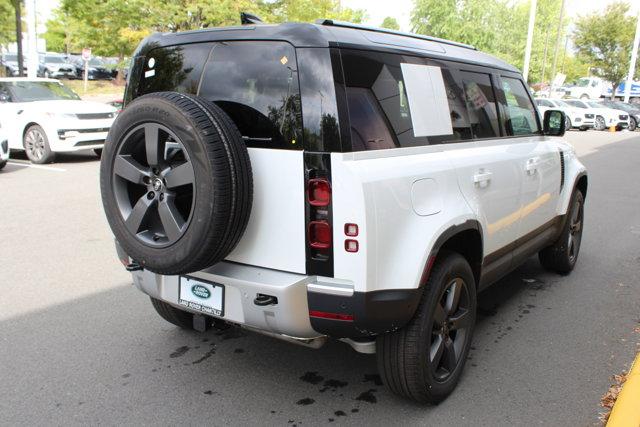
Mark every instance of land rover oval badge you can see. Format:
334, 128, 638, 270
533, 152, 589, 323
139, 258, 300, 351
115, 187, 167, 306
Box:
191, 285, 211, 299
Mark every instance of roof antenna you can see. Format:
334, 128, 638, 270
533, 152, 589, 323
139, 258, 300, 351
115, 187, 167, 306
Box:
240, 12, 263, 25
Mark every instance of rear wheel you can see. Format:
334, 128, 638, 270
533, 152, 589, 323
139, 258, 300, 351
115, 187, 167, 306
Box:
376, 251, 476, 404
150, 298, 194, 329
565, 116, 572, 130
0, 160, 6, 170
24, 124, 54, 164
539, 190, 584, 274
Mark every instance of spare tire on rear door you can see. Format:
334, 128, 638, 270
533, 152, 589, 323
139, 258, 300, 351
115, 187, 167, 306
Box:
100, 92, 253, 275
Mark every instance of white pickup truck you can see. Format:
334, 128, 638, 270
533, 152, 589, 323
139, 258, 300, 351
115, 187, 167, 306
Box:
567, 77, 640, 101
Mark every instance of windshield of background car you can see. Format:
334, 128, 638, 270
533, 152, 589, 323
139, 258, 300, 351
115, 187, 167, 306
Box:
575, 78, 590, 87
554, 100, 570, 108
3, 81, 81, 102
45, 56, 65, 64
4, 54, 18, 62
586, 102, 602, 108
566, 100, 587, 108
88, 59, 105, 67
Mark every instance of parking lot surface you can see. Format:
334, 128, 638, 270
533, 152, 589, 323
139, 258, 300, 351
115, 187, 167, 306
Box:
1, 131, 639, 425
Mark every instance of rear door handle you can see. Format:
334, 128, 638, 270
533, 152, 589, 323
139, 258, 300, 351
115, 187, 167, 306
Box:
473, 170, 492, 188
525, 157, 540, 175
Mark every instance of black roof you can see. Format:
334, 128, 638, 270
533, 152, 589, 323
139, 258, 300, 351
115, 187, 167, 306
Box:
134, 21, 520, 74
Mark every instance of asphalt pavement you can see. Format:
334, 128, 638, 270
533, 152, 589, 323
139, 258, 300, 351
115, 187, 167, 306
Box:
1, 131, 639, 426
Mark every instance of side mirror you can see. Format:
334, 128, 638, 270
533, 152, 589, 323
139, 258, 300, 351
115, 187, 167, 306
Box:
543, 110, 565, 136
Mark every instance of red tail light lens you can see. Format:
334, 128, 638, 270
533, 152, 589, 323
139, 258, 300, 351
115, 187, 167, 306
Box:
308, 178, 331, 207
344, 223, 359, 237
309, 310, 354, 321
309, 221, 331, 249
345, 239, 359, 252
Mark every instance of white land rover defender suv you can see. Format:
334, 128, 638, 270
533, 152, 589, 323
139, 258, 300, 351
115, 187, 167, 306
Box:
100, 19, 587, 404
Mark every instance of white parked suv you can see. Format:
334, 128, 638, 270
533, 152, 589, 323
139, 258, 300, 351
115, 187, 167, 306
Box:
100, 20, 587, 404
0, 78, 117, 163
535, 98, 594, 130
0, 124, 8, 170
565, 99, 630, 131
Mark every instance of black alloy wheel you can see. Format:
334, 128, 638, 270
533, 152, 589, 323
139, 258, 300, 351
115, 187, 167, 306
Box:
112, 122, 195, 248
429, 277, 473, 381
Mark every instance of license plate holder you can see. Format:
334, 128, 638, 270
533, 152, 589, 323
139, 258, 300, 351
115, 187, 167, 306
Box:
178, 276, 224, 317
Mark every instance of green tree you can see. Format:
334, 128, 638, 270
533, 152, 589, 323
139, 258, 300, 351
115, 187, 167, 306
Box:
0, 0, 15, 46
410, 0, 571, 84
380, 16, 399, 30
573, 1, 636, 98
261, 0, 366, 23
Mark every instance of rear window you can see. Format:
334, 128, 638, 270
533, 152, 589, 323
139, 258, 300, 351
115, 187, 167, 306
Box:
137, 41, 302, 150
198, 42, 302, 150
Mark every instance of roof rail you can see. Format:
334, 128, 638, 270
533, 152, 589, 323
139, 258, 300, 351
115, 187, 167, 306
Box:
315, 19, 476, 51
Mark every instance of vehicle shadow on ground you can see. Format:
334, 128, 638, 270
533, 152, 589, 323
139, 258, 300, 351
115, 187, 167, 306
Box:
1, 257, 555, 425
8, 149, 100, 164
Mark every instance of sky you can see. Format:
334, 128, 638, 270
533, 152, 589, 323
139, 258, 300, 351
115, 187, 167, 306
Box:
35, 0, 640, 33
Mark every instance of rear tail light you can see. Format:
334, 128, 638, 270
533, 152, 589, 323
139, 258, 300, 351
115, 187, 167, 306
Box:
309, 310, 354, 321
308, 178, 331, 206
345, 239, 359, 252
309, 221, 331, 249
344, 223, 358, 237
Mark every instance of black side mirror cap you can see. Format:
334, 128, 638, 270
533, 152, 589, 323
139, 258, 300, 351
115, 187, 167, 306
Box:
543, 109, 566, 137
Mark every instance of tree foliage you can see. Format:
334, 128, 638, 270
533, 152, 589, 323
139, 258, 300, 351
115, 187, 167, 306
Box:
380, 16, 400, 30
573, 1, 637, 93
410, 0, 581, 84
43, 0, 365, 60
0, 0, 15, 46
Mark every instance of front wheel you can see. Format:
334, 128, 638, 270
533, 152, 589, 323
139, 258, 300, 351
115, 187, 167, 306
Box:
629, 117, 637, 132
24, 125, 54, 164
539, 190, 584, 274
376, 251, 477, 404
594, 116, 606, 131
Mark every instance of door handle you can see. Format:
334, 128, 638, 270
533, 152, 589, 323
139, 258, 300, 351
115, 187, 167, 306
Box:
525, 157, 540, 175
473, 169, 492, 188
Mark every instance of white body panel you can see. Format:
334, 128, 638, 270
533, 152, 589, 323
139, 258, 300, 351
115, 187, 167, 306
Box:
225, 148, 307, 274
331, 146, 474, 293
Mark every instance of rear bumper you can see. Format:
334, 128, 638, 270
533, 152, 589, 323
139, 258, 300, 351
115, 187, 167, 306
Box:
122, 249, 421, 340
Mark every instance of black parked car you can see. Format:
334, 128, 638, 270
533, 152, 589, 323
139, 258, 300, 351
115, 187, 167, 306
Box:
70, 56, 114, 80
600, 100, 640, 131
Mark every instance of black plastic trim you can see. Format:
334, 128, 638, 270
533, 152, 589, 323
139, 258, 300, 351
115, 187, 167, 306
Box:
307, 288, 423, 338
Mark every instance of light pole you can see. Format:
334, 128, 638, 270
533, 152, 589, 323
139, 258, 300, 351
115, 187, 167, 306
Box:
624, 12, 640, 103
523, 0, 537, 83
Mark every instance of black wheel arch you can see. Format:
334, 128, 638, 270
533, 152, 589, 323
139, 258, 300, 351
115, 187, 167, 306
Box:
423, 220, 483, 288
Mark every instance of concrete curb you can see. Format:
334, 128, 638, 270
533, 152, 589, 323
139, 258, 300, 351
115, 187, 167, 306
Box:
607, 352, 640, 427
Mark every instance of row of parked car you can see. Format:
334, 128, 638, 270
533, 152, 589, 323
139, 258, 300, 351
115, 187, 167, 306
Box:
535, 97, 640, 132
1, 52, 123, 80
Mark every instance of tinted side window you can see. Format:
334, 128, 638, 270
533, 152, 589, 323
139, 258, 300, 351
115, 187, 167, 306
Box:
536, 99, 553, 107
500, 77, 540, 136
199, 41, 302, 150
340, 49, 472, 151
140, 43, 213, 96
459, 71, 500, 139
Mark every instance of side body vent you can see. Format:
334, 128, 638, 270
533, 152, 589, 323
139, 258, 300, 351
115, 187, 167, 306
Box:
559, 150, 565, 193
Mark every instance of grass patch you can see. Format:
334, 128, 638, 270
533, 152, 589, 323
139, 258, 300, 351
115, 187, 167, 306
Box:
63, 79, 125, 97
